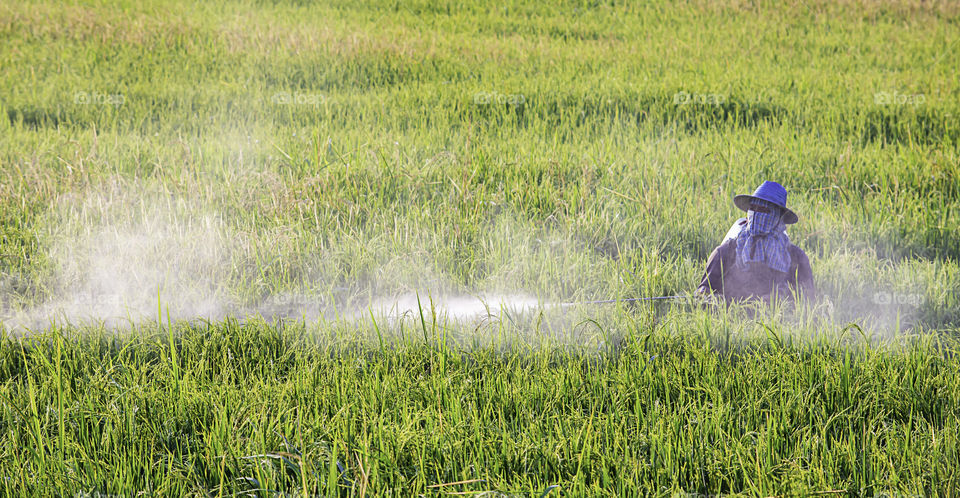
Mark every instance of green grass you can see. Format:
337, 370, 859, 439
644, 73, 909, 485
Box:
2, 316, 959, 495
1, 0, 959, 494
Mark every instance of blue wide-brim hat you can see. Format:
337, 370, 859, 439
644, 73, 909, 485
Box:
733, 181, 799, 224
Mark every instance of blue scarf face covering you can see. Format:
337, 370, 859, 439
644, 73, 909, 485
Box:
735, 198, 792, 273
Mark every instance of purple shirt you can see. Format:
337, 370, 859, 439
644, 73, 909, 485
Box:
696, 236, 815, 302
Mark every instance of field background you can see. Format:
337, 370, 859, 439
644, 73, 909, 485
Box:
1, 0, 960, 495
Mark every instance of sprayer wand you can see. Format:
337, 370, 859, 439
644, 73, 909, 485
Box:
555, 295, 689, 307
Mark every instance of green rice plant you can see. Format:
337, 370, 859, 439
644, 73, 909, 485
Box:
1, 0, 959, 494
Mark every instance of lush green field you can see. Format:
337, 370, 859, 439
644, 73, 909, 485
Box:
2, 0, 960, 495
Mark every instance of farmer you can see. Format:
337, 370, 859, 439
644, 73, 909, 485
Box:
696, 181, 815, 303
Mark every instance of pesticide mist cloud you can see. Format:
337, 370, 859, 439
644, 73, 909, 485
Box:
0, 179, 939, 339
0, 184, 551, 332
1, 189, 237, 329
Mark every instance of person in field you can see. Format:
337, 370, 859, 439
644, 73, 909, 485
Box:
696, 181, 815, 303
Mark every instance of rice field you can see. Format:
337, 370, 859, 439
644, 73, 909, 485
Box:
1, 0, 959, 495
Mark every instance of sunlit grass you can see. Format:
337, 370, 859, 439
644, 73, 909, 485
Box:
1, 0, 959, 494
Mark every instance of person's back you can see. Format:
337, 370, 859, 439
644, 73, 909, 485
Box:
696, 181, 815, 303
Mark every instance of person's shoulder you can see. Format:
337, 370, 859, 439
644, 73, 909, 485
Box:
788, 244, 811, 263
716, 236, 738, 255
722, 217, 748, 243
